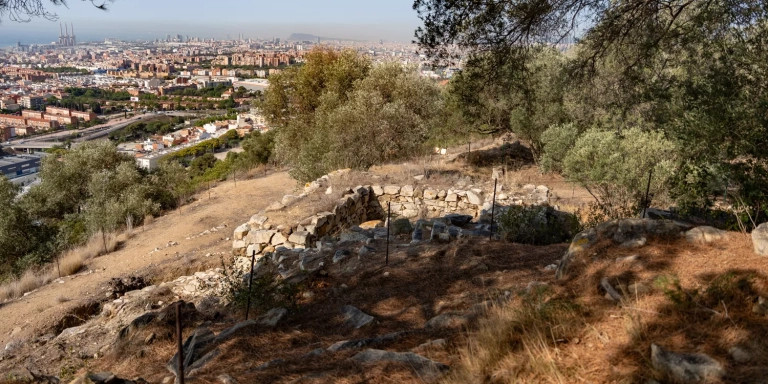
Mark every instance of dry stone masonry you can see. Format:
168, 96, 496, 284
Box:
232, 170, 554, 267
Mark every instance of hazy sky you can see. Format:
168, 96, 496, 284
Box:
1, 0, 423, 44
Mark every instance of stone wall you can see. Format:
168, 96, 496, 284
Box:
232, 171, 552, 264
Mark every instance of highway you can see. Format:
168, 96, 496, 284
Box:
6, 111, 201, 151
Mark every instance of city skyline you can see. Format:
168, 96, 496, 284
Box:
0, 0, 422, 46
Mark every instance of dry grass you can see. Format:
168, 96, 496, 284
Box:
444, 290, 586, 384
0, 231, 130, 303
0, 270, 50, 303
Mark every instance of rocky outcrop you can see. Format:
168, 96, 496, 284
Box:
651, 344, 724, 383
556, 219, 688, 279
752, 223, 768, 256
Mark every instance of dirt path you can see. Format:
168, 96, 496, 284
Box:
0, 171, 296, 349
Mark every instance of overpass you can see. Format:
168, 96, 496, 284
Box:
9, 141, 66, 153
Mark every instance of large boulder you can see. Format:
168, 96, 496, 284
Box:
685, 226, 727, 245
651, 344, 723, 383
752, 223, 768, 256
351, 349, 448, 381
557, 219, 685, 279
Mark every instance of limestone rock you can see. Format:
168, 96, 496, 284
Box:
752, 223, 768, 256
425, 312, 471, 329
333, 250, 350, 264
390, 218, 414, 235
341, 305, 374, 329
383, 185, 401, 195
686, 226, 727, 244
271, 232, 287, 246
466, 190, 482, 205
351, 349, 448, 380
423, 189, 438, 199
233, 224, 250, 240
265, 201, 285, 212
651, 343, 723, 383
288, 231, 312, 247
257, 307, 287, 327
340, 231, 370, 243
372, 185, 384, 196
248, 214, 268, 227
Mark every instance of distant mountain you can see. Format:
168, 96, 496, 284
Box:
287, 33, 359, 42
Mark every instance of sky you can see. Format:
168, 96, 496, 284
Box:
0, 0, 423, 46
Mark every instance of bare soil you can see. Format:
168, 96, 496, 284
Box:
0, 171, 296, 351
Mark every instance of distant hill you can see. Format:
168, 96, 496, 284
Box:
287, 33, 359, 42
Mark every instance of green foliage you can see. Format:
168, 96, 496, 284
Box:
561, 127, 677, 218
108, 116, 184, 143
539, 123, 579, 173
496, 205, 580, 245
164, 84, 231, 98
40, 67, 89, 74
219, 256, 300, 313
265, 49, 444, 182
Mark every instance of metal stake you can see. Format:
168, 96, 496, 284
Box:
176, 302, 185, 384
245, 250, 256, 320
642, 169, 653, 218
490, 178, 498, 241
386, 202, 391, 266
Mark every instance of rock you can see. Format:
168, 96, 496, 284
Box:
271, 232, 287, 246
372, 185, 384, 196
383, 185, 401, 195
358, 245, 374, 258
425, 312, 471, 329
401, 185, 415, 197
332, 250, 350, 264
351, 349, 448, 380
600, 278, 623, 302
423, 189, 438, 199
248, 214, 269, 227
327, 331, 407, 352
466, 190, 483, 205
288, 231, 312, 247
729, 346, 751, 363
621, 237, 647, 248
106, 276, 149, 299
233, 224, 250, 240
359, 220, 384, 229
544, 263, 558, 271
445, 193, 458, 202
265, 201, 286, 212
218, 374, 238, 384
413, 175, 425, 181
753, 296, 768, 315
430, 221, 448, 242
412, 339, 447, 353
686, 226, 727, 244
390, 218, 414, 235
340, 231, 370, 243
341, 305, 374, 329
250, 230, 276, 244
281, 195, 299, 206
752, 223, 768, 256
68, 372, 148, 384
651, 343, 723, 383
167, 327, 220, 379
257, 307, 288, 327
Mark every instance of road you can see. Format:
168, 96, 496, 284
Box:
6, 111, 202, 149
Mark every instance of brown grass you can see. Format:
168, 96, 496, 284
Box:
0, 231, 129, 303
